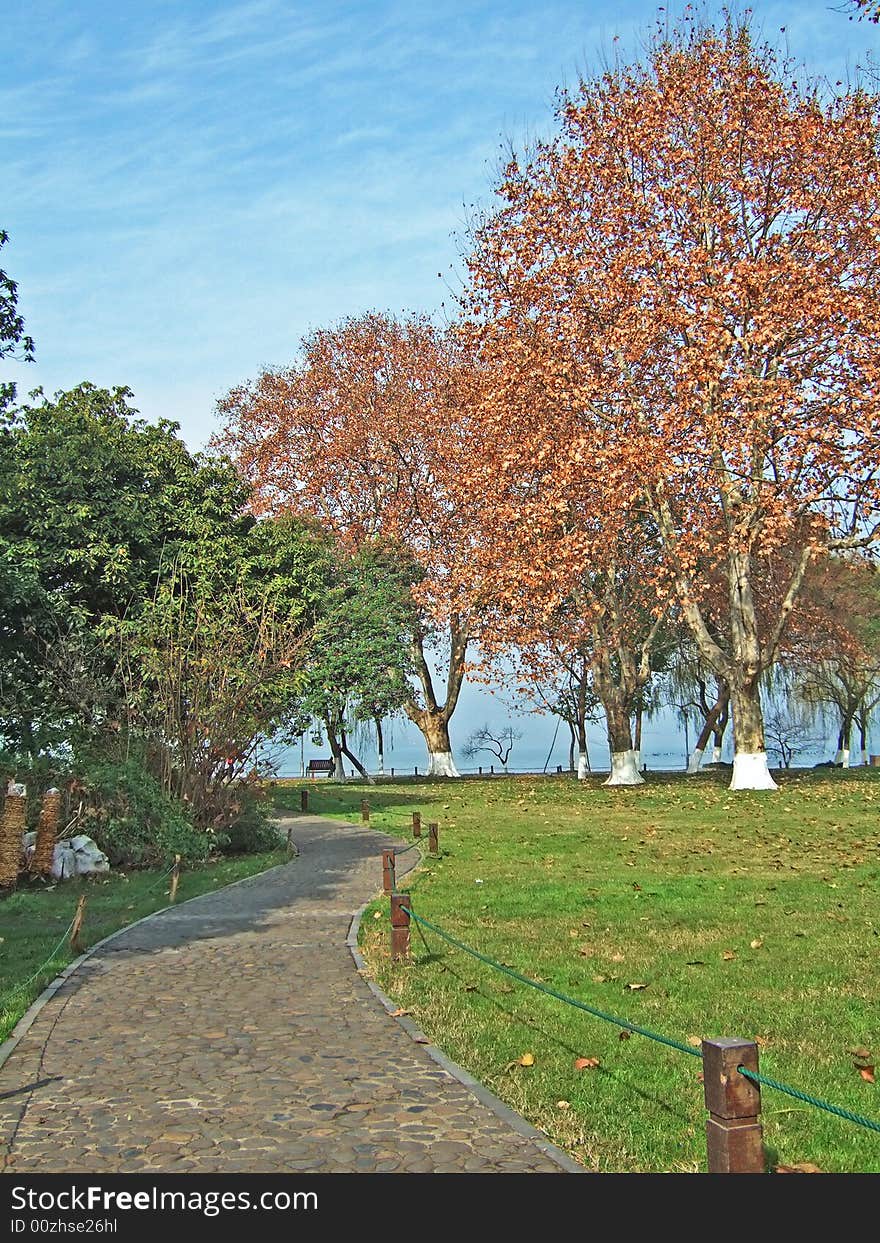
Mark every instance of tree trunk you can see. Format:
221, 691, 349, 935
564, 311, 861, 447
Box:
633, 707, 643, 771
374, 717, 384, 776
324, 716, 347, 781
728, 681, 778, 790
568, 724, 576, 773
603, 696, 644, 786
576, 720, 589, 780
405, 617, 467, 778
422, 714, 460, 778
341, 741, 375, 783
687, 683, 730, 774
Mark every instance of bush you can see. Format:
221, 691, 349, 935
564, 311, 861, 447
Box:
220, 796, 280, 854
76, 757, 213, 867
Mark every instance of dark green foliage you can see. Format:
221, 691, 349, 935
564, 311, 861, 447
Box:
75, 756, 212, 867
0, 230, 34, 410
220, 798, 280, 854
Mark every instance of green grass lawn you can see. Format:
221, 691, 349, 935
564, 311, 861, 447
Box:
275, 770, 880, 1172
0, 847, 289, 1044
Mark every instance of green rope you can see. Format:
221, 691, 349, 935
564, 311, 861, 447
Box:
738, 1067, 880, 1136
400, 906, 702, 1059
397, 904, 880, 1140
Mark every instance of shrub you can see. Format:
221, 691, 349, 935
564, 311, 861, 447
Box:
75, 757, 213, 867
220, 795, 280, 854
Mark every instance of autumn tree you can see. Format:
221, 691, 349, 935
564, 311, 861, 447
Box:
216, 312, 475, 777
463, 15, 880, 790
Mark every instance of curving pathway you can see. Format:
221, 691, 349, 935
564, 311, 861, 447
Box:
0, 817, 579, 1174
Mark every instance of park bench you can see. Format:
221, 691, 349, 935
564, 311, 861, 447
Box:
306, 758, 335, 777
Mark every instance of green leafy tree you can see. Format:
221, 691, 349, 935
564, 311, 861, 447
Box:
296, 543, 416, 780
0, 230, 34, 410
0, 383, 251, 755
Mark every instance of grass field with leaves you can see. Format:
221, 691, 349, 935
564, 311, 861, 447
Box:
275, 771, 880, 1172
0, 848, 288, 1044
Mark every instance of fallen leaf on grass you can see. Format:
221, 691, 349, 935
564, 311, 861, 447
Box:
574, 1056, 601, 1070
389, 1008, 411, 1018
373, 911, 382, 920
856, 1065, 875, 1084
611, 952, 625, 963
517, 1052, 535, 1067
722, 950, 736, 961
775, 1163, 822, 1174
619, 1030, 631, 1041
556, 1100, 571, 1110
850, 1047, 872, 1060
687, 1035, 702, 1048
626, 982, 649, 991
750, 939, 764, 949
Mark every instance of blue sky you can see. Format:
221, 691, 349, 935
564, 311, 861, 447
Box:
3, 1, 877, 769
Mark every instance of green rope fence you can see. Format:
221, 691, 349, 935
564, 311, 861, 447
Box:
400, 906, 701, 1059
400, 904, 880, 1139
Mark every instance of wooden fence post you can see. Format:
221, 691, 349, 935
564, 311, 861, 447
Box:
361, 798, 370, 824
428, 821, 439, 854
702, 1038, 765, 1173
300, 788, 309, 813
70, 894, 87, 954
169, 854, 181, 903
412, 811, 421, 838
382, 849, 396, 894
390, 891, 411, 960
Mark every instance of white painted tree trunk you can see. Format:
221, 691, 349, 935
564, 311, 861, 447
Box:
427, 750, 460, 778
687, 747, 704, 775
841, 748, 851, 768
729, 752, 778, 791
604, 750, 645, 786
577, 751, 589, 780
862, 749, 869, 766
711, 745, 722, 763
633, 749, 642, 771
834, 747, 844, 766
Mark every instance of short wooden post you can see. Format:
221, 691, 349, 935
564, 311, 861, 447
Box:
286, 825, 296, 855
702, 1038, 764, 1173
70, 894, 87, 954
169, 854, 181, 903
390, 891, 411, 960
478, 766, 482, 775
490, 764, 494, 775
382, 849, 396, 894
414, 766, 418, 776
300, 788, 309, 813
391, 767, 395, 777
361, 798, 370, 824
428, 821, 439, 854
412, 811, 421, 838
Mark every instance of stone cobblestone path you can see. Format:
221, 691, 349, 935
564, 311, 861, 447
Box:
0, 818, 576, 1174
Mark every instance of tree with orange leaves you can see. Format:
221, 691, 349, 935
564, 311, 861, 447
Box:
463, 14, 880, 790
215, 312, 474, 776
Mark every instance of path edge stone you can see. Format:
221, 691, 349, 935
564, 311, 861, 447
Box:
0, 857, 294, 1074
346, 900, 588, 1175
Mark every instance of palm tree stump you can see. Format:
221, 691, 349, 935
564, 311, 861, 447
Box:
0, 786, 27, 892
30, 788, 61, 878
